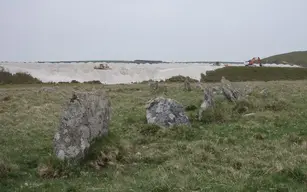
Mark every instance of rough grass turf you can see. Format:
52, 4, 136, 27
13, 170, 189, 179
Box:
1, 80, 307, 191
201, 66, 307, 82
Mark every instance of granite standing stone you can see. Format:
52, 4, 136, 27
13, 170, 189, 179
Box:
53, 90, 111, 161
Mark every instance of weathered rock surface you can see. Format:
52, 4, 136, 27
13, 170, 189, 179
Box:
53, 90, 111, 161
221, 76, 243, 102
199, 87, 215, 120
149, 81, 168, 94
149, 81, 159, 91
39, 86, 58, 93
195, 82, 203, 90
146, 97, 190, 128
260, 88, 269, 97
183, 78, 191, 91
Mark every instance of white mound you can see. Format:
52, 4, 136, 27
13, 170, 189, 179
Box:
0, 62, 301, 84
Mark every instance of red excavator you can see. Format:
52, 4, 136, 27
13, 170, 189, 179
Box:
245, 57, 262, 67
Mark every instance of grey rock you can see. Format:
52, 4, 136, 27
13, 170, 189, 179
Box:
198, 87, 215, 120
53, 90, 111, 161
260, 88, 269, 97
212, 86, 223, 95
39, 86, 58, 93
243, 84, 253, 96
149, 81, 167, 95
149, 81, 159, 91
243, 113, 256, 117
221, 77, 243, 102
183, 78, 191, 91
203, 87, 215, 108
195, 82, 203, 90
145, 97, 190, 128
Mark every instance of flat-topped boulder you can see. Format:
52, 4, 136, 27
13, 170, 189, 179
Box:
145, 97, 190, 128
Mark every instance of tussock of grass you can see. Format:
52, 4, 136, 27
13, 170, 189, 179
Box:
138, 124, 161, 136
1, 80, 307, 191
0, 159, 12, 178
185, 104, 198, 111
37, 157, 79, 179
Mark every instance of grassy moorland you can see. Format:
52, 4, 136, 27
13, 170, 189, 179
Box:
262, 51, 307, 67
201, 66, 307, 82
1, 69, 307, 191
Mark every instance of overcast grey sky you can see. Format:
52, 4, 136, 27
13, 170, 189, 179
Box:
0, 0, 306, 61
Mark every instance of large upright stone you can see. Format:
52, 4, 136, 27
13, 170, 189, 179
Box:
198, 87, 215, 120
221, 76, 243, 102
53, 90, 111, 161
183, 78, 192, 91
145, 97, 190, 128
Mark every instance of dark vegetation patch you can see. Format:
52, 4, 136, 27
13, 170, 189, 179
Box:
185, 104, 198, 111
70, 80, 80, 84
59, 80, 102, 84
0, 160, 12, 179
84, 80, 102, 84
164, 75, 198, 83
200, 66, 307, 82
0, 69, 42, 84
138, 75, 199, 84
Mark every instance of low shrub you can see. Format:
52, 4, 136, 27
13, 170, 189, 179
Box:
70, 80, 80, 84
165, 75, 198, 83
84, 80, 102, 84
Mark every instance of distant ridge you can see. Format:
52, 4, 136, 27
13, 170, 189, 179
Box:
262, 51, 307, 67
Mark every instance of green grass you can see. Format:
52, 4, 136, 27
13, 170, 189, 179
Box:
201, 66, 307, 82
1, 79, 307, 191
262, 51, 307, 67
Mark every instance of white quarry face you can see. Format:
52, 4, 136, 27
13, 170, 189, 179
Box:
1, 62, 300, 85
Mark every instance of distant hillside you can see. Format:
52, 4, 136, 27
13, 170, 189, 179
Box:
262, 51, 307, 67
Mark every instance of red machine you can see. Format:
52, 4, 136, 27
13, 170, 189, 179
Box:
246, 57, 262, 67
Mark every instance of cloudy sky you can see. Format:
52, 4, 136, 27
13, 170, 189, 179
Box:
0, 0, 306, 61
